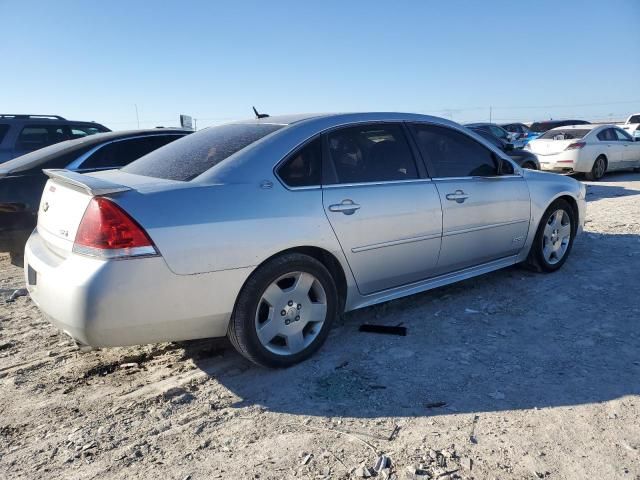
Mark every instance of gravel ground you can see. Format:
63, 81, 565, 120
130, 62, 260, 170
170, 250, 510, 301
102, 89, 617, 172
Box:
1, 173, 639, 480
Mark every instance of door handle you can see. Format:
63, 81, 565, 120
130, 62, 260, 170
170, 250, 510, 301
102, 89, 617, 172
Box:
329, 199, 361, 215
445, 190, 469, 203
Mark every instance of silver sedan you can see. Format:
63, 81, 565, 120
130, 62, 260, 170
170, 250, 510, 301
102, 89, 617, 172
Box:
24, 113, 586, 367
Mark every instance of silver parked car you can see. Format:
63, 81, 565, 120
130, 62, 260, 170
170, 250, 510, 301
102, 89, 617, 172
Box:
24, 113, 586, 367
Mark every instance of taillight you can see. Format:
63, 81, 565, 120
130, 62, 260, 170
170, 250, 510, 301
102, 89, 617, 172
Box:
73, 197, 158, 259
565, 142, 586, 150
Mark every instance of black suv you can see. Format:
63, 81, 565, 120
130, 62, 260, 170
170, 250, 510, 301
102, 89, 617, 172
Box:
0, 114, 110, 163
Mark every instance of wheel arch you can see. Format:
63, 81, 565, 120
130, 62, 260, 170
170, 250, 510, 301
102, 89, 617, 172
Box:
244, 246, 349, 313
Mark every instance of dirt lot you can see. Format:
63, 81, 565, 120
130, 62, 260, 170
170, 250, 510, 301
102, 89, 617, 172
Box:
1, 173, 639, 480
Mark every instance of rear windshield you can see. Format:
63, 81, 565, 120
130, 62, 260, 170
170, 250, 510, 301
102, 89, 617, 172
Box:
628, 115, 640, 124
539, 129, 590, 140
122, 123, 284, 181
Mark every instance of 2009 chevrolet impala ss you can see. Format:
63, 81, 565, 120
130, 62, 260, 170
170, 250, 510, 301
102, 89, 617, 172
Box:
24, 113, 586, 367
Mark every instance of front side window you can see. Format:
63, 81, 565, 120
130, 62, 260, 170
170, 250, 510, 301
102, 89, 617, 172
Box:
326, 124, 418, 184
614, 129, 632, 141
412, 124, 498, 178
16, 125, 67, 151
123, 123, 283, 181
277, 137, 322, 187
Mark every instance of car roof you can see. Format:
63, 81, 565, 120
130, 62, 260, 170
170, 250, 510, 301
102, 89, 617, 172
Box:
547, 124, 599, 130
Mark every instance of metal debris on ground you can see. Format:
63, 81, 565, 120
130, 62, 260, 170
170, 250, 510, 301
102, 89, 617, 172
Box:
358, 324, 407, 336
5, 288, 28, 303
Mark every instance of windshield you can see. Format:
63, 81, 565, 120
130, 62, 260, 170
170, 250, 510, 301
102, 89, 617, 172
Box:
539, 129, 590, 140
122, 123, 284, 181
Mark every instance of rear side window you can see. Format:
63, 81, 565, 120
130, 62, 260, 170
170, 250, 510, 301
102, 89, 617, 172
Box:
16, 125, 68, 152
0, 124, 9, 143
78, 135, 184, 170
596, 129, 617, 141
412, 124, 497, 178
629, 115, 640, 123
325, 123, 418, 184
539, 129, 590, 140
489, 125, 508, 140
277, 137, 322, 187
123, 123, 283, 181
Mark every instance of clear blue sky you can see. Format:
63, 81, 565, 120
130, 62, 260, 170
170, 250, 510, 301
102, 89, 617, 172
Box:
1, 0, 639, 130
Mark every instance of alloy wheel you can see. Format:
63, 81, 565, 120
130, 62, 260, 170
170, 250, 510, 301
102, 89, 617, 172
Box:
254, 271, 328, 355
542, 209, 571, 264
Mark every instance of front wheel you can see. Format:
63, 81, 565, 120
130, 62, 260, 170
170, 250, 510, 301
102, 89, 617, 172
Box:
585, 155, 607, 181
227, 253, 338, 368
526, 199, 575, 273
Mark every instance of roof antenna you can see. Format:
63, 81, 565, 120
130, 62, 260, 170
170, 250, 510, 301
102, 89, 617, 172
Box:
252, 106, 269, 119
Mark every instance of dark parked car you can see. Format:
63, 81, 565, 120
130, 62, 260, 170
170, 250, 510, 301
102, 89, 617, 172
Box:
0, 129, 191, 265
501, 122, 531, 142
467, 125, 540, 170
465, 122, 512, 143
0, 114, 111, 163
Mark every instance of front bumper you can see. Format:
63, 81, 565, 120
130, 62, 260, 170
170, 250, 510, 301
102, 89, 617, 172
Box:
24, 230, 253, 347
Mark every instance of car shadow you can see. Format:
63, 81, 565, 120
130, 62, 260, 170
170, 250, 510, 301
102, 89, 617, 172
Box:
582, 171, 640, 201
184, 230, 640, 419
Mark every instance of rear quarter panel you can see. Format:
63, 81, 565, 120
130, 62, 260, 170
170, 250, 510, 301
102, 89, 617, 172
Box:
111, 183, 346, 276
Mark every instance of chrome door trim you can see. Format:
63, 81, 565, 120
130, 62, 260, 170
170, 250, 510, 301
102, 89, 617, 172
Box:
443, 219, 530, 238
432, 174, 522, 181
351, 233, 441, 253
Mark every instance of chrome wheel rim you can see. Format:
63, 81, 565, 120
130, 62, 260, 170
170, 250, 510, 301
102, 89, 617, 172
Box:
254, 271, 327, 355
594, 158, 605, 178
542, 209, 571, 264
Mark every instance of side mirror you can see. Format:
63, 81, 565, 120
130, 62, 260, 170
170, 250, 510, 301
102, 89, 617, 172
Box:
503, 142, 514, 152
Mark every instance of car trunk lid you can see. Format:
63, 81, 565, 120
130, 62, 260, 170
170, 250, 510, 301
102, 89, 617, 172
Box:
527, 139, 577, 156
37, 170, 132, 256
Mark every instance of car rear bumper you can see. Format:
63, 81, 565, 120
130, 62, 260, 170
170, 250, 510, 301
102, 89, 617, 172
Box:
24, 229, 253, 347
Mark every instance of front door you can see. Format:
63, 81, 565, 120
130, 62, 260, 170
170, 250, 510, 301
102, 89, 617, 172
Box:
410, 123, 531, 274
322, 123, 442, 295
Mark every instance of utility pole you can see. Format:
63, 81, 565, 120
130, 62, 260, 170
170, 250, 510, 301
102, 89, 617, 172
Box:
134, 104, 140, 128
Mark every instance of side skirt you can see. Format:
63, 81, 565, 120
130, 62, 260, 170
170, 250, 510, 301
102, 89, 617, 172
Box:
346, 255, 520, 311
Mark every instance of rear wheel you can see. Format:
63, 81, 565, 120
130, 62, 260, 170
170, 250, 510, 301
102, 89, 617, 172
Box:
227, 253, 338, 368
585, 155, 607, 181
526, 199, 575, 273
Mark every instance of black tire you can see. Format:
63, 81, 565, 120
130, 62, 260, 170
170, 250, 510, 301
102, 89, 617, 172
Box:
227, 253, 338, 368
525, 199, 576, 273
585, 155, 607, 181
9, 252, 24, 268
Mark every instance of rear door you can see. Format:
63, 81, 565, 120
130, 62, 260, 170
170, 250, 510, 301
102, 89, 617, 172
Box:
613, 128, 640, 168
321, 123, 442, 295
410, 123, 530, 274
596, 128, 624, 169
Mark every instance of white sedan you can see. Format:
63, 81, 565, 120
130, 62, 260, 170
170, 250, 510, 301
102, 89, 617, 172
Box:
526, 124, 640, 180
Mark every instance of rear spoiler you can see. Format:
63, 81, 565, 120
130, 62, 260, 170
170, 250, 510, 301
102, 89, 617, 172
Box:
43, 169, 131, 196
